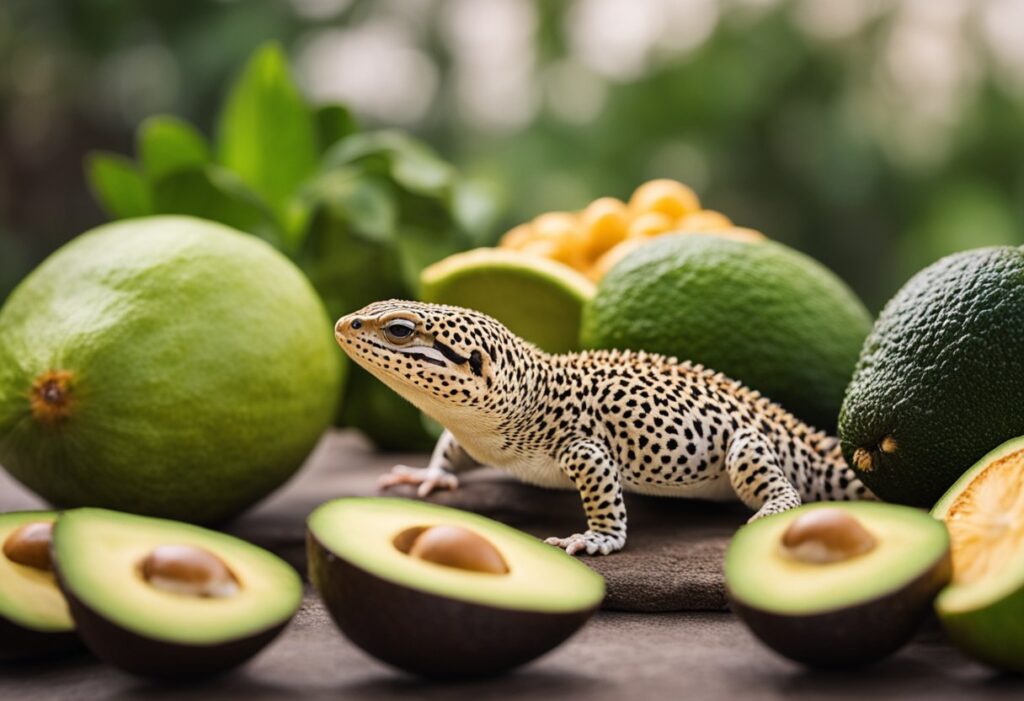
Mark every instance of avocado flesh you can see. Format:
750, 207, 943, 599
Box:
932, 438, 1024, 671
308, 497, 604, 612
726, 502, 951, 667
308, 498, 604, 678
0, 512, 71, 633
0, 511, 79, 660
53, 508, 301, 678
728, 502, 948, 615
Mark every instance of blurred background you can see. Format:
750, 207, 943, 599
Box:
2, 0, 1024, 311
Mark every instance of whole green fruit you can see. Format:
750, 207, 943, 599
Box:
0, 216, 342, 523
840, 246, 1024, 507
581, 234, 872, 431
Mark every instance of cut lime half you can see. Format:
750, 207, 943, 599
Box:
420, 248, 595, 354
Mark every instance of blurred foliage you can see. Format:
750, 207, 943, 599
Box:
2, 0, 1024, 312
84, 42, 494, 450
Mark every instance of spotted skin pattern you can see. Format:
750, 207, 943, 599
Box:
336, 300, 875, 556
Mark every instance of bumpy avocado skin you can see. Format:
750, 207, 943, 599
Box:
0, 615, 79, 662
729, 552, 951, 667
839, 246, 1024, 506
307, 531, 598, 679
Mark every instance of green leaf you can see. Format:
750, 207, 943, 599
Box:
302, 170, 397, 243
394, 224, 464, 296
390, 144, 454, 196
315, 104, 359, 154
138, 115, 209, 181
85, 152, 153, 219
452, 177, 502, 245
298, 207, 408, 320
323, 131, 455, 197
216, 42, 318, 215
281, 198, 314, 253
152, 165, 284, 247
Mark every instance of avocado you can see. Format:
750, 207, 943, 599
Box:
52, 508, 302, 679
932, 436, 1024, 672
726, 502, 950, 667
0, 511, 78, 660
307, 497, 604, 678
839, 246, 1024, 506
582, 234, 872, 432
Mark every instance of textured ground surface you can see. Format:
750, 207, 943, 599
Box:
1, 430, 1021, 699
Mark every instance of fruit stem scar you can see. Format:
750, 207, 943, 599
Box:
852, 447, 875, 472
880, 435, 898, 454
29, 370, 75, 426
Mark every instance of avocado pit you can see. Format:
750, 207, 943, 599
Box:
781, 508, 876, 564
139, 545, 240, 598
3, 522, 55, 571
394, 524, 509, 575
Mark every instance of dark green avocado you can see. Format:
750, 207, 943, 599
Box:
839, 246, 1024, 506
726, 502, 950, 667
308, 497, 604, 679
52, 508, 302, 679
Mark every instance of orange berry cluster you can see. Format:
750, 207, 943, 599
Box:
499, 179, 764, 280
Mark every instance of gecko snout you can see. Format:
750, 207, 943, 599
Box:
335, 315, 363, 340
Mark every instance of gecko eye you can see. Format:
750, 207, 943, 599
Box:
383, 319, 416, 344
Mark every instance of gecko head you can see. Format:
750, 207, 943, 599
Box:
335, 300, 524, 417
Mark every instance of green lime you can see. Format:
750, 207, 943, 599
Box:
581, 234, 871, 431
420, 248, 595, 354
0, 216, 342, 523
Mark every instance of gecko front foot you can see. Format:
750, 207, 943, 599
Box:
378, 465, 459, 498
544, 531, 625, 556
747, 496, 802, 523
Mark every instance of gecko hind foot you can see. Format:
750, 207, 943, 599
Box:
378, 465, 459, 498
544, 531, 625, 556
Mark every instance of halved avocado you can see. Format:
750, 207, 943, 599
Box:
726, 502, 950, 667
933, 436, 1024, 672
307, 497, 605, 678
53, 508, 302, 679
0, 511, 78, 660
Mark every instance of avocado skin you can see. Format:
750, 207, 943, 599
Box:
0, 615, 79, 662
307, 531, 598, 679
56, 578, 291, 679
840, 246, 1024, 506
728, 550, 951, 667
939, 584, 1024, 673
